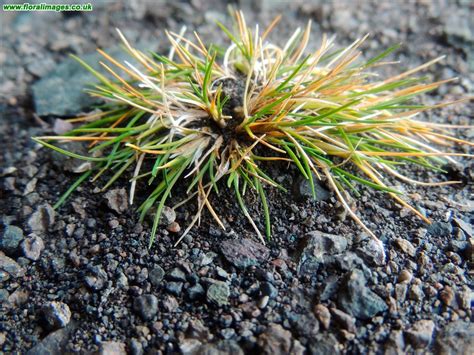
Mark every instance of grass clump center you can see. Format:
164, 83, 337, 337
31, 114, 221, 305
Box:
34, 11, 472, 247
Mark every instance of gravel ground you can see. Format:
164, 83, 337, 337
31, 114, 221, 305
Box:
1, 0, 473, 354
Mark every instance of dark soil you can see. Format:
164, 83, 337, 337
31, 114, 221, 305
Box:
1, 1, 473, 354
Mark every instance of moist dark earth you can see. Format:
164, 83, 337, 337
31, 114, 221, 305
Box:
1, 0, 473, 354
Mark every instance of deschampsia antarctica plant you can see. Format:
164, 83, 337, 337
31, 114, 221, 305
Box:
34, 11, 472, 248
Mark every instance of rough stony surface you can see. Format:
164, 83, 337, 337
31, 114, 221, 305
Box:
0, 0, 473, 353
337, 269, 388, 320
21, 235, 45, 261
0, 225, 24, 255
220, 238, 270, 269
42, 301, 72, 330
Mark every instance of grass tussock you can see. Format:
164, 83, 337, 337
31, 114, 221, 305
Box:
34, 11, 473, 247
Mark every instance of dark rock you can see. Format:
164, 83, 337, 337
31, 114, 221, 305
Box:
434, 321, 474, 355
52, 118, 73, 135
330, 308, 356, 333
260, 282, 278, 299
26, 323, 74, 355
453, 218, 473, 238
199, 340, 244, 355
186, 319, 211, 340
116, 272, 128, 288
290, 313, 320, 338
187, 283, 205, 301
220, 238, 270, 269
32, 45, 153, 117
408, 284, 425, 302
447, 240, 469, 254
167, 267, 186, 282
308, 333, 341, 355
206, 281, 230, 306
159, 206, 176, 226
129, 339, 143, 355
297, 231, 348, 275
162, 295, 179, 312
0, 289, 9, 303
133, 294, 158, 321
7, 288, 29, 308
395, 238, 416, 257
21, 235, 44, 261
196, 251, 216, 266
428, 222, 453, 237
0, 253, 25, 281
355, 238, 386, 266
258, 323, 302, 355
42, 301, 72, 329
337, 270, 388, 320
104, 188, 128, 214
27, 204, 55, 233
165, 282, 183, 296
149, 266, 165, 287
179, 338, 202, 355
84, 266, 108, 291
293, 174, 331, 201
0, 225, 24, 254
313, 304, 331, 330
405, 319, 435, 349
384, 330, 405, 354
333, 252, 367, 272
99, 341, 127, 355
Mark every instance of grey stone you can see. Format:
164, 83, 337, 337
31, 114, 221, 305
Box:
199, 340, 244, 355
330, 308, 356, 333
294, 174, 331, 201
165, 282, 183, 296
206, 281, 230, 306
187, 283, 205, 301
337, 270, 388, 320
167, 267, 186, 282
21, 235, 44, 261
129, 339, 143, 355
220, 238, 270, 269
149, 266, 165, 287
7, 288, 29, 308
297, 231, 348, 275
260, 282, 278, 299
356, 238, 386, 266
308, 333, 341, 355
197, 251, 217, 266
133, 294, 158, 321
0, 225, 24, 254
42, 301, 71, 329
104, 188, 128, 214
159, 206, 176, 226
162, 295, 179, 312
179, 338, 202, 355
434, 321, 474, 355
0, 253, 25, 280
99, 341, 127, 355
313, 304, 331, 330
453, 218, 473, 238
32, 44, 154, 117
405, 319, 435, 349
395, 238, 416, 257
27, 204, 55, 233
427, 222, 453, 237
84, 266, 108, 291
258, 323, 305, 355
116, 272, 128, 288
257, 324, 293, 355
26, 323, 74, 355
